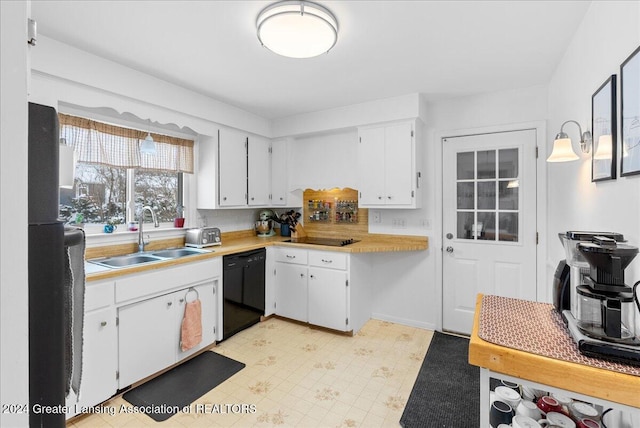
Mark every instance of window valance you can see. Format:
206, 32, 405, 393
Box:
58, 113, 194, 173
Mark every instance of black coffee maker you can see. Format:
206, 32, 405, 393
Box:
562, 236, 640, 365
575, 236, 638, 343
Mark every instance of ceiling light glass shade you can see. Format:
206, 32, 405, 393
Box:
593, 135, 613, 160
547, 137, 579, 162
257, 1, 338, 59
140, 133, 157, 155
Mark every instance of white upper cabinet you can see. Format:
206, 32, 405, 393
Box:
357, 120, 421, 208
218, 128, 248, 207
248, 135, 271, 206
197, 130, 287, 209
270, 139, 288, 206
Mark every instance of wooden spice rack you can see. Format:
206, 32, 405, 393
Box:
302, 188, 369, 239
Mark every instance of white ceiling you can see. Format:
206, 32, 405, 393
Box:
31, 1, 590, 120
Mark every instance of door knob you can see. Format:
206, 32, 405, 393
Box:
446, 233, 453, 240
446, 246, 454, 253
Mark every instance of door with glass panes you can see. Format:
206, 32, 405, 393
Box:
442, 130, 537, 334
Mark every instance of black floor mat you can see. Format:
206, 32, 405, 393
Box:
400, 332, 479, 427
123, 351, 245, 422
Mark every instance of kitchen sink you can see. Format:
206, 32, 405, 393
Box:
90, 254, 166, 268
88, 247, 211, 269
150, 248, 210, 258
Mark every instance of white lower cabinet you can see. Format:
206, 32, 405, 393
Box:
118, 280, 217, 389
273, 247, 354, 332
274, 263, 308, 322
118, 291, 177, 388
65, 280, 117, 419
67, 258, 221, 419
308, 267, 348, 331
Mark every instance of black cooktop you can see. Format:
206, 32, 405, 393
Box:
286, 237, 359, 247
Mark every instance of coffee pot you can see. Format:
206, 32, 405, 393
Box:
575, 236, 640, 344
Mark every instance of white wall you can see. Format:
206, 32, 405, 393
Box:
546, 1, 640, 285
31, 36, 271, 138
270, 85, 548, 330
1, 1, 29, 426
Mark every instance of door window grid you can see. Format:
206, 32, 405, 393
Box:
456, 149, 519, 242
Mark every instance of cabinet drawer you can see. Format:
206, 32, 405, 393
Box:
274, 247, 308, 265
308, 251, 348, 270
85, 281, 115, 311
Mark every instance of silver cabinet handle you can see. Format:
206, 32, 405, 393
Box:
321, 259, 333, 264
286, 255, 296, 259
446, 246, 454, 253
100, 321, 107, 327
223, 197, 227, 201
300, 273, 304, 278
310, 274, 315, 279
179, 298, 184, 303
279, 197, 284, 200
388, 196, 392, 199
251, 197, 254, 200
378, 196, 382, 200
167, 301, 173, 307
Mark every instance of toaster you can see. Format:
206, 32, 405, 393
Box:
185, 227, 221, 248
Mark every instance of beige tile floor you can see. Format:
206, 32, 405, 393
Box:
68, 318, 434, 428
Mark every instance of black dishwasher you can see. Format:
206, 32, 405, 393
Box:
222, 248, 266, 340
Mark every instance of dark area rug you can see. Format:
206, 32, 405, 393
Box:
400, 331, 479, 427
123, 351, 245, 422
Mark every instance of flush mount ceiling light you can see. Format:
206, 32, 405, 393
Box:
256, 0, 338, 59
546, 120, 592, 162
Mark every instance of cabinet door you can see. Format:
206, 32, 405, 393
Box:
274, 263, 308, 322
118, 293, 177, 388
218, 128, 248, 207
176, 282, 216, 361
248, 136, 271, 206
384, 122, 414, 205
357, 127, 386, 205
271, 139, 288, 206
78, 307, 117, 409
308, 267, 349, 331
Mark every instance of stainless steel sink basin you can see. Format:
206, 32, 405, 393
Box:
88, 247, 211, 269
150, 248, 209, 258
90, 253, 166, 268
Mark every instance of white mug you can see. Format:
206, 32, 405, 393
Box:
495, 385, 521, 409
517, 400, 542, 420
513, 415, 543, 428
538, 411, 576, 428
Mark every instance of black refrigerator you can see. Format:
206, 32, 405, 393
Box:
28, 102, 66, 427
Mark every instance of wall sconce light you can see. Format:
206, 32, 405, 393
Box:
546, 120, 592, 162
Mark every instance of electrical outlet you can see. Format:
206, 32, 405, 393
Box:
392, 218, 406, 228
372, 211, 381, 223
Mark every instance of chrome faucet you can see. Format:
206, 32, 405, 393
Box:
138, 206, 159, 252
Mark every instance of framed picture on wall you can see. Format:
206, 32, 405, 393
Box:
620, 45, 640, 176
591, 75, 617, 182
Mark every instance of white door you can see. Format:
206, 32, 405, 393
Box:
118, 292, 176, 388
248, 136, 271, 206
271, 140, 288, 206
308, 267, 348, 331
274, 263, 308, 322
442, 130, 537, 334
384, 122, 414, 205
175, 282, 216, 361
218, 128, 247, 207
357, 127, 386, 205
